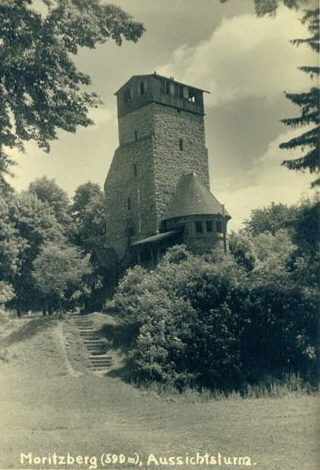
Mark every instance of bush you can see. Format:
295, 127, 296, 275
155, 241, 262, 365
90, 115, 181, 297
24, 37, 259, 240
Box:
242, 283, 319, 385
110, 243, 318, 392
112, 246, 249, 391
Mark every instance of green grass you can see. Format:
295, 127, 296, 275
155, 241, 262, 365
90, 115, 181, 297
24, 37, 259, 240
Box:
0, 315, 318, 470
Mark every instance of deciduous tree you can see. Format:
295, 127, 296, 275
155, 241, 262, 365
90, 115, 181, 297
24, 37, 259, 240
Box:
32, 242, 92, 313
28, 176, 72, 225
0, 0, 144, 177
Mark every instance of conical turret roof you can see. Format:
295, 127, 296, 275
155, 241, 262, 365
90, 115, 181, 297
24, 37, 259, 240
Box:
163, 173, 230, 221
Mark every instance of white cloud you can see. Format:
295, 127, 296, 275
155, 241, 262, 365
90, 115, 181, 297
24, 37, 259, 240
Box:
158, 7, 317, 106
6, 104, 118, 194
215, 129, 315, 231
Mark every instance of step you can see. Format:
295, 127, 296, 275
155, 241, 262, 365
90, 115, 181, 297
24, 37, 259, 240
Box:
91, 361, 112, 369
73, 319, 92, 323
81, 337, 101, 342
86, 348, 107, 353
79, 332, 100, 338
84, 341, 105, 345
85, 340, 105, 344
91, 361, 112, 366
90, 354, 112, 360
84, 340, 106, 345
91, 364, 112, 368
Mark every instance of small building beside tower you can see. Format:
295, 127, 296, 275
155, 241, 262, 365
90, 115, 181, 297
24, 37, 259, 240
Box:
104, 73, 230, 276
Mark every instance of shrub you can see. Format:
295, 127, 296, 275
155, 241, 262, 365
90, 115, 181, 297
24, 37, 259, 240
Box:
111, 242, 318, 392
112, 246, 249, 391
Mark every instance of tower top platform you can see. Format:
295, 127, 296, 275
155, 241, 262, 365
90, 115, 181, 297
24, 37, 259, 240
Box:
115, 73, 209, 118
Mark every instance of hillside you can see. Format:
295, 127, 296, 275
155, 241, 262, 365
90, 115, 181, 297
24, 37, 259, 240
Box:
0, 314, 318, 470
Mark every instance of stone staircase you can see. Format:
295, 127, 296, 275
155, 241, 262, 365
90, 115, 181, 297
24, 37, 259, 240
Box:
68, 312, 113, 373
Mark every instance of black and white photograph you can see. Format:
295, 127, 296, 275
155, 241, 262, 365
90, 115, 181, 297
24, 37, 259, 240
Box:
0, 1, 319, 469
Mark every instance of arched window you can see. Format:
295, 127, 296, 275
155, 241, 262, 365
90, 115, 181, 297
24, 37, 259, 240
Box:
179, 139, 183, 151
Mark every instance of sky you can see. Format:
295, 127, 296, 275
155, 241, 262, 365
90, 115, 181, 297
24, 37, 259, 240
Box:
7, 0, 318, 230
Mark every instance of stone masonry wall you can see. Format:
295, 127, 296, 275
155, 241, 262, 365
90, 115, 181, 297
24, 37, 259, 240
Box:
104, 137, 158, 259
104, 101, 210, 261
118, 105, 156, 146
153, 105, 209, 223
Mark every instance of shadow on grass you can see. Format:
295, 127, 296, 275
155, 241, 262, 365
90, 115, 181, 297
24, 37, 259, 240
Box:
0, 317, 60, 348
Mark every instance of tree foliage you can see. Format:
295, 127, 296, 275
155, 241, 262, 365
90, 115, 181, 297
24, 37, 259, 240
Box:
70, 182, 108, 310
243, 202, 298, 236
0, 195, 27, 282
28, 176, 72, 225
32, 242, 92, 312
279, 8, 319, 184
71, 182, 107, 256
0, 177, 111, 314
220, 0, 306, 16
111, 248, 247, 390
5, 191, 67, 313
0, 0, 144, 177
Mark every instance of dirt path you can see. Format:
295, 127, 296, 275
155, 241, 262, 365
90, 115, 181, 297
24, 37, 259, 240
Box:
0, 316, 318, 470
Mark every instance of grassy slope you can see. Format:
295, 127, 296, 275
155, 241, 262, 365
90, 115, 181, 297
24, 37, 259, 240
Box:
0, 315, 318, 470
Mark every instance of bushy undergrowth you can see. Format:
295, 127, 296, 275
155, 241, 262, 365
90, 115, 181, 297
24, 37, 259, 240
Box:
108, 246, 317, 393
109, 245, 318, 393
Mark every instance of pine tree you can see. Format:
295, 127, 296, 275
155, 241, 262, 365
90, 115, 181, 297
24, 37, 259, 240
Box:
279, 8, 319, 186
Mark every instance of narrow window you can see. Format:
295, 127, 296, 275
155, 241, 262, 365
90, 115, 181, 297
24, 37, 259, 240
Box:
140, 82, 145, 95
127, 197, 131, 210
133, 163, 138, 177
206, 221, 213, 232
125, 88, 131, 102
180, 86, 188, 99
188, 89, 196, 103
216, 221, 223, 233
195, 221, 203, 233
179, 139, 183, 151
134, 130, 138, 141
165, 81, 174, 95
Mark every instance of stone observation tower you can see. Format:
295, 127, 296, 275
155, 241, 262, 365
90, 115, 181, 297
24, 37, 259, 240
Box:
104, 73, 230, 271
